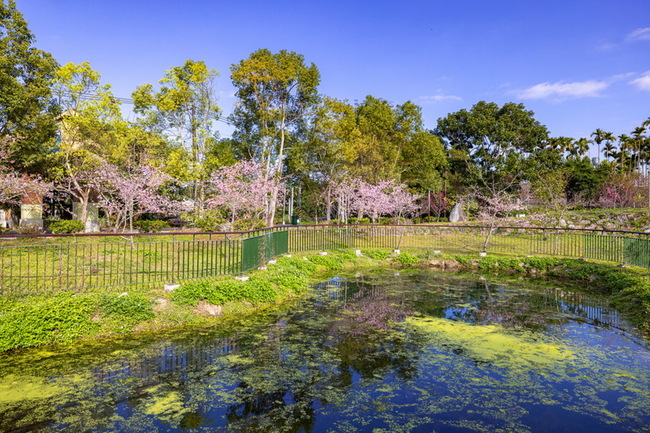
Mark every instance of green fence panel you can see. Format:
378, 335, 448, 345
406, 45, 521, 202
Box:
623, 237, 650, 268
583, 233, 623, 263
241, 231, 288, 272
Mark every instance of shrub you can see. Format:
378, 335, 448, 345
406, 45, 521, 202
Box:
361, 249, 391, 260
240, 277, 278, 304
267, 269, 310, 293
49, 219, 85, 234
331, 249, 358, 261
274, 256, 318, 275
172, 281, 220, 306
172, 278, 278, 306
233, 218, 265, 231
355, 218, 371, 224
388, 217, 410, 225
193, 213, 227, 232
16, 223, 43, 234
0, 293, 97, 351
133, 220, 169, 233
395, 253, 420, 265
307, 254, 344, 270
99, 293, 155, 323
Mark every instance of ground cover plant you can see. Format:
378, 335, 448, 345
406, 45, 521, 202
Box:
0, 250, 372, 351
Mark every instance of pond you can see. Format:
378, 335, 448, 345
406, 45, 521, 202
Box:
1, 270, 649, 432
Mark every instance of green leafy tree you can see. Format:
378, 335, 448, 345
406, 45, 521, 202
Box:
51, 62, 122, 229
564, 157, 613, 202
631, 125, 648, 173
291, 96, 446, 220
435, 101, 549, 188
339, 96, 447, 190
350, 95, 398, 181
0, 0, 59, 173
602, 135, 617, 162
230, 49, 320, 226
133, 60, 221, 212
291, 97, 356, 220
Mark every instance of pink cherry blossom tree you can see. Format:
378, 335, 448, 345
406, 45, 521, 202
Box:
475, 190, 523, 252
206, 160, 283, 224
93, 163, 188, 232
0, 136, 51, 207
353, 180, 393, 223
329, 177, 360, 224
331, 177, 419, 224
354, 179, 419, 223
386, 182, 420, 220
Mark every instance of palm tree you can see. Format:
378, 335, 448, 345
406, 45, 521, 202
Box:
618, 134, 633, 172
602, 131, 616, 161
574, 137, 591, 159
603, 141, 617, 161
591, 129, 607, 164
550, 136, 574, 159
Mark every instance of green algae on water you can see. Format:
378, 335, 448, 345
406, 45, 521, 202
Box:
404, 316, 576, 370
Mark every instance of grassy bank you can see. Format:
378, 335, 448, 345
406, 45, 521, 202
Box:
1, 249, 649, 352
0, 250, 381, 352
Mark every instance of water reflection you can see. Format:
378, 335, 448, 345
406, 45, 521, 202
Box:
1, 270, 649, 433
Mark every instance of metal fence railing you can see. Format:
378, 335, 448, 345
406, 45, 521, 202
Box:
242, 231, 288, 272
1, 224, 648, 296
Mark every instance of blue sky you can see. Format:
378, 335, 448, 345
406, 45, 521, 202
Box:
17, 0, 650, 154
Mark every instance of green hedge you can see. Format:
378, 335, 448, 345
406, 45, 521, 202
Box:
50, 220, 85, 234
133, 220, 169, 233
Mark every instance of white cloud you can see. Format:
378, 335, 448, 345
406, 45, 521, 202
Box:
517, 80, 609, 100
630, 72, 650, 91
597, 42, 617, 51
418, 94, 462, 103
626, 27, 650, 42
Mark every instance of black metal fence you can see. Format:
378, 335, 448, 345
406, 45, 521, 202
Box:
1, 224, 648, 295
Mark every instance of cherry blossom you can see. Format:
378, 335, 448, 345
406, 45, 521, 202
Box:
206, 160, 283, 223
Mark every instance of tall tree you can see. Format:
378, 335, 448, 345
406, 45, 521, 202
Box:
569, 137, 591, 159
349, 97, 446, 189
602, 135, 617, 162
51, 62, 122, 229
631, 125, 648, 173
292, 97, 356, 220
0, 0, 59, 173
230, 49, 320, 225
435, 101, 549, 187
133, 60, 221, 212
591, 129, 612, 164
206, 160, 281, 224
